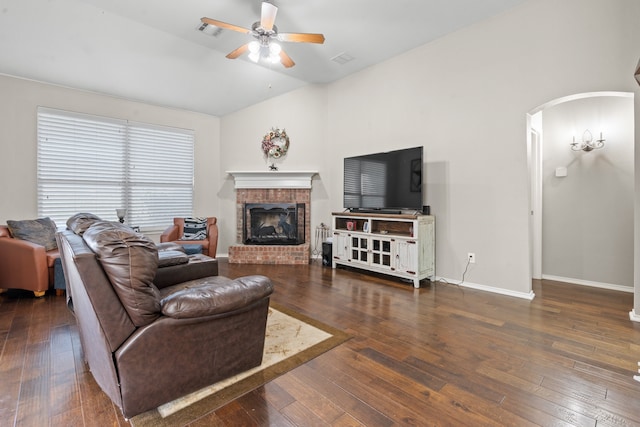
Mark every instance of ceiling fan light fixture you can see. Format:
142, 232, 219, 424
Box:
249, 51, 260, 63
248, 41, 260, 53
201, 1, 324, 69
269, 42, 281, 55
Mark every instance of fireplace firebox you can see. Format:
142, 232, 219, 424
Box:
243, 203, 305, 245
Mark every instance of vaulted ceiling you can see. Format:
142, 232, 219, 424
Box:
0, 0, 527, 116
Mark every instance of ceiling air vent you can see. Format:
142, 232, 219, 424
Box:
331, 52, 354, 65
197, 22, 223, 37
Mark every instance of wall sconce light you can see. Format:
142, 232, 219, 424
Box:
570, 130, 605, 152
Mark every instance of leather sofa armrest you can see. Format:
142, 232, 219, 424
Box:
206, 218, 219, 258
160, 275, 273, 319
154, 254, 218, 289
160, 224, 180, 243
0, 236, 49, 291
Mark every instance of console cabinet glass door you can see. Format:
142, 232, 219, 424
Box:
351, 236, 368, 263
370, 237, 392, 269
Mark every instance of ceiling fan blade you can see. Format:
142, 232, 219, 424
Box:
226, 44, 250, 59
279, 49, 295, 68
200, 17, 251, 34
278, 32, 325, 44
260, 2, 278, 31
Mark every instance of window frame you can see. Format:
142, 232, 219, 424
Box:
37, 107, 195, 232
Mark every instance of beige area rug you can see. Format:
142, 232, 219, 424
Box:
131, 303, 349, 427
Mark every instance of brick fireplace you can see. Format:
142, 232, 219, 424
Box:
227, 171, 317, 265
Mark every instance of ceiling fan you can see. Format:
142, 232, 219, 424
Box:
200, 1, 325, 68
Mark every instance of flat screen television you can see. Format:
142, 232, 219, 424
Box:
343, 146, 423, 213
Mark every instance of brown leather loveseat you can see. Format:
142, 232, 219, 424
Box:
57, 216, 274, 419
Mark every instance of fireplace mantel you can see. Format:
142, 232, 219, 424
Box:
227, 171, 318, 189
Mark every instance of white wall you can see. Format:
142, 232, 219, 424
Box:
221, 0, 640, 298
0, 74, 221, 241
541, 95, 634, 289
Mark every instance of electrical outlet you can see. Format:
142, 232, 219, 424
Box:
467, 253, 476, 264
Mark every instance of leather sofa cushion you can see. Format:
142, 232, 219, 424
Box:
158, 250, 189, 267
67, 212, 102, 235
156, 242, 186, 253
83, 221, 161, 327
160, 275, 274, 319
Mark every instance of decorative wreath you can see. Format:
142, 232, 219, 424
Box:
261, 128, 290, 159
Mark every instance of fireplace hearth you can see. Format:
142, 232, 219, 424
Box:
243, 203, 305, 245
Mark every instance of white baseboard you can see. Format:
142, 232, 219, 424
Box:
542, 274, 634, 293
629, 309, 640, 323
435, 277, 535, 300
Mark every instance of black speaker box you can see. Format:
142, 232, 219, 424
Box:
322, 242, 332, 266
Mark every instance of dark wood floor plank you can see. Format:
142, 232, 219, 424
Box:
330, 413, 367, 427
50, 406, 84, 427
275, 373, 346, 424
280, 400, 329, 427
215, 400, 259, 426
475, 364, 599, 426
15, 341, 51, 427
293, 361, 394, 427
308, 345, 498, 426
437, 383, 539, 427
186, 412, 225, 427
256, 380, 296, 412
234, 387, 297, 427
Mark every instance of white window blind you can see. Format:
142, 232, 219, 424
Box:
37, 107, 194, 232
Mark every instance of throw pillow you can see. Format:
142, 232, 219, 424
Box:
66, 212, 102, 235
180, 217, 207, 240
7, 217, 58, 251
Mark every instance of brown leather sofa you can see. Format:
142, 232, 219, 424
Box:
57, 217, 273, 419
0, 225, 59, 297
160, 217, 218, 257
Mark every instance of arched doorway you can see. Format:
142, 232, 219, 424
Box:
527, 91, 634, 291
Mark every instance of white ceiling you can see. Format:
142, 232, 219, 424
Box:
0, 0, 527, 116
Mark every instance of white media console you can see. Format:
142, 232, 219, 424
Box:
331, 212, 435, 288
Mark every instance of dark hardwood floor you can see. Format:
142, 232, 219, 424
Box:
2, 259, 640, 426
